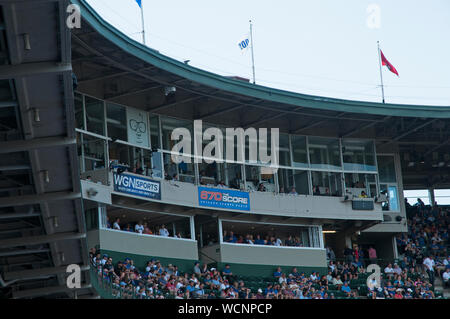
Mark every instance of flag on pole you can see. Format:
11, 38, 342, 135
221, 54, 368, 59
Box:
135, 0, 142, 8
238, 35, 250, 53
380, 50, 399, 76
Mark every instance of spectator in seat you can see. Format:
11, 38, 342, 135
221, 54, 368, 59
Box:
442, 268, 450, 288
273, 267, 282, 278
423, 255, 435, 284
384, 263, 395, 279
135, 221, 144, 234
113, 218, 121, 230
159, 224, 170, 237
332, 275, 343, 289
289, 187, 298, 195
341, 281, 351, 296
313, 186, 321, 195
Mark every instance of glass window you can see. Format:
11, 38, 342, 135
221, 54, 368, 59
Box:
163, 152, 195, 184
224, 163, 243, 189
199, 162, 225, 186
378, 155, 397, 183
221, 221, 318, 248
149, 114, 160, 149
74, 93, 84, 129
106, 103, 127, 141
245, 165, 260, 191
342, 139, 376, 171
344, 173, 375, 198
380, 184, 399, 211
291, 135, 308, 168
293, 170, 310, 195
278, 168, 294, 194
308, 136, 341, 170
85, 96, 105, 135
149, 150, 163, 179
80, 134, 106, 172
161, 117, 193, 153
278, 133, 291, 167
311, 171, 343, 196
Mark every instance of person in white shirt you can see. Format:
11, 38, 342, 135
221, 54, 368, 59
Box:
384, 263, 395, 278
279, 273, 287, 284
393, 263, 402, 275
275, 237, 283, 246
367, 277, 378, 291
135, 221, 144, 234
423, 255, 435, 284
159, 224, 169, 237
442, 269, 450, 288
113, 218, 121, 230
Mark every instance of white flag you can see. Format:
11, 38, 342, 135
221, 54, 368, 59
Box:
238, 35, 250, 53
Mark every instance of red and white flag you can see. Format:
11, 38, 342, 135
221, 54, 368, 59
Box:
380, 50, 399, 76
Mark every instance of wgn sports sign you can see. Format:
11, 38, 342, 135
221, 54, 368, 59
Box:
198, 187, 250, 211
113, 173, 161, 200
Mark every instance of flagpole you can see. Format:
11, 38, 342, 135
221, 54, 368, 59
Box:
140, 0, 146, 45
377, 41, 385, 103
249, 20, 256, 84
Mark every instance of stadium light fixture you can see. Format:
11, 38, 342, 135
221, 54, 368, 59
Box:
322, 230, 336, 234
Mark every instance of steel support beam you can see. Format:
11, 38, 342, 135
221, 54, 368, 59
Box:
4, 264, 90, 281
0, 191, 81, 207
0, 136, 76, 154
0, 231, 86, 249
0, 212, 41, 219
12, 283, 92, 299
0, 101, 17, 108
0, 62, 72, 80
0, 248, 50, 257
382, 119, 438, 146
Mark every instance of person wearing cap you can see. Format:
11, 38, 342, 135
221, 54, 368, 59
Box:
394, 288, 404, 299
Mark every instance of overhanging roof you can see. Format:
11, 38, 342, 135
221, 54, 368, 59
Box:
72, 0, 450, 119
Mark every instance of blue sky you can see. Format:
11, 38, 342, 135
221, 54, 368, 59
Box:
86, 0, 450, 105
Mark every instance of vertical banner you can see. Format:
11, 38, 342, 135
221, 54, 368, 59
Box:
127, 107, 149, 147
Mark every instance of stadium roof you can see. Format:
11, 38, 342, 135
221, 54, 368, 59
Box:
72, 0, 450, 119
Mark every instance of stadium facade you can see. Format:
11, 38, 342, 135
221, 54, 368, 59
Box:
0, 0, 449, 298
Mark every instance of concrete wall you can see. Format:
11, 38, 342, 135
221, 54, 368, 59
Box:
86, 229, 100, 251
97, 228, 198, 260
199, 244, 222, 264
105, 172, 383, 222
219, 243, 327, 268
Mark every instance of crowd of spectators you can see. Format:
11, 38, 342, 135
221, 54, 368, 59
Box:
90, 247, 362, 299
106, 217, 185, 239
222, 231, 306, 247
395, 199, 450, 289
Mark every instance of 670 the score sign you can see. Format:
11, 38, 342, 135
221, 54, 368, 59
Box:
198, 187, 250, 211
